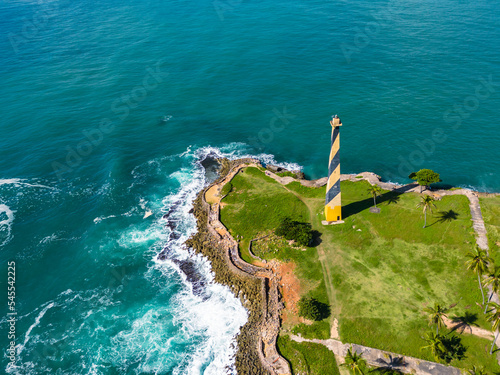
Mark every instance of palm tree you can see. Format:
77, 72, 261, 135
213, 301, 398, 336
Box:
423, 303, 449, 335
465, 247, 491, 305
421, 332, 446, 361
341, 345, 366, 375
486, 302, 500, 355
368, 185, 383, 208
483, 264, 500, 314
417, 195, 436, 228
467, 365, 487, 375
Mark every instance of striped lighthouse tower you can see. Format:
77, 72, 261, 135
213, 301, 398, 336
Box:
325, 115, 343, 223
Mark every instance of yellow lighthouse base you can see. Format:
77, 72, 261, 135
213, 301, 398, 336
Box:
323, 205, 343, 225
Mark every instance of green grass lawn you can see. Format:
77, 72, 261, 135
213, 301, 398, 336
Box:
277, 335, 340, 375
220, 167, 500, 372
220, 167, 310, 263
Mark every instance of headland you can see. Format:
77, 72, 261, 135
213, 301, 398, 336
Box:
185, 157, 500, 374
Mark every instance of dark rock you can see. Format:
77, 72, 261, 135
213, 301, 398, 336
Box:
266, 165, 280, 173
294, 171, 306, 179
200, 155, 221, 183
169, 231, 181, 240
174, 258, 208, 300
165, 220, 177, 231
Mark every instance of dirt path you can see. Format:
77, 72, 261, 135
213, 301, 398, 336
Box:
316, 246, 340, 338
270, 261, 303, 326
442, 316, 493, 339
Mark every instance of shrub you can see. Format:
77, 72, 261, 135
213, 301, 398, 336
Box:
441, 334, 466, 363
275, 218, 313, 246
298, 297, 330, 321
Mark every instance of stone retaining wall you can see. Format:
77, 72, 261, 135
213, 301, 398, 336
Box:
202, 161, 291, 375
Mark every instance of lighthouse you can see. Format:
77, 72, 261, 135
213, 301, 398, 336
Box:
324, 115, 343, 223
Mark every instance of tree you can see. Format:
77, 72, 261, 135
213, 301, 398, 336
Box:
417, 195, 436, 228
465, 247, 491, 305
421, 332, 447, 361
483, 264, 500, 314
486, 302, 500, 355
341, 346, 366, 375
409, 169, 441, 192
423, 303, 449, 335
368, 185, 383, 208
297, 296, 330, 321
421, 331, 465, 363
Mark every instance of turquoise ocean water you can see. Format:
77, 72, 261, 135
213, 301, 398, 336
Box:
0, 0, 499, 373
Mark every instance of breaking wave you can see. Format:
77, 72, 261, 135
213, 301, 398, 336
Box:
4, 143, 297, 374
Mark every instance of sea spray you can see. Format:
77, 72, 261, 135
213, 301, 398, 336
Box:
1, 144, 301, 374
0, 204, 15, 246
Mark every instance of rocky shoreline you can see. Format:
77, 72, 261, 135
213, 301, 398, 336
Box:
185, 158, 290, 375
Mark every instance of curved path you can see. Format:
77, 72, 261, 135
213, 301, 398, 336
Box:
203, 162, 291, 375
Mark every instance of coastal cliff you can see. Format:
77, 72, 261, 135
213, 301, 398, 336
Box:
186, 158, 289, 375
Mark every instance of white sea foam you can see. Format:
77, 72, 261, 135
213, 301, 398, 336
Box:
173, 286, 247, 375
4, 144, 292, 374
39, 233, 58, 244
0, 177, 62, 248
5, 287, 120, 374
16, 302, 55, 358
93, 214, 117, 224
118, 225, 167, 248
0, 178, 57, 190
149, 145, 252, 374
0, 204, 15, 246
192, 142, 303, 171
93, 206, 142, 224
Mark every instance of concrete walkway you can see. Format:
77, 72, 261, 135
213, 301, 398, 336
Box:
290, 335, 462, 375
443, 189, 490, 251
